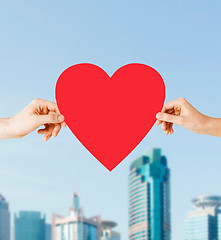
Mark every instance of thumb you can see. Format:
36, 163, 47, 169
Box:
38, 113, 65, 125
156, 113, 182, 125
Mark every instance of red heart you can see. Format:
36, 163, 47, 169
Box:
55, 63, 165, 171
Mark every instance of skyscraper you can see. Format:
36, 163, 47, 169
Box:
14, 211, 46, 240
129, 148, 171, 240
52, 193, 101, 240
0, 194, 10, 240
185, 195, 221, 240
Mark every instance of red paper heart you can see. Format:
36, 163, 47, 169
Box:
55, 63, 165, 171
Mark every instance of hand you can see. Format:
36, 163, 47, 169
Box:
156, 97, 212, 135
1, 98, 66, 141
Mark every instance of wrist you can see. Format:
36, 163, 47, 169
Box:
202, 117, 221, 137
0, 118, 15, 139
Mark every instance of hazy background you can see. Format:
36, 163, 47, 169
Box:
0, 0, 221, 239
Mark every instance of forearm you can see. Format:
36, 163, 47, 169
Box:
0, 118, 13, 139
203, 117, 221, 137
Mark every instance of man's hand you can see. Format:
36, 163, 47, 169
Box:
0, 98, 66, 140
156, 97, 213, 135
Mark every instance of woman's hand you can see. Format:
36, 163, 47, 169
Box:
156, 97, 221, 137
0, 98, 66, 141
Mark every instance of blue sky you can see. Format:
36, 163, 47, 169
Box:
0, 0, 221, 239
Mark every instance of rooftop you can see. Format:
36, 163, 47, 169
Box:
130, 148, 167, 171
192, 195, 221, 209
101, 220, 117, 229
0, 194, 6, 201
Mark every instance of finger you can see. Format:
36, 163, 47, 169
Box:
163, 121, 170, 131
161, 121, 167, 131
38, 129, 47, 134
167, 109, 174, 114
161, 99, 182, 113
169, 123, 174, 134
170, 127, 174, 134
38, 112, 65, 125
54, 108, 66, 127
156, 113, 183, 125
169, 123, 172, 134
167, 122, 171, 133
44, 124, 54, 141
166, 121, 170, 132
61, 122, 67, 127
156, 120, 162, 125
44, 134, 52, 141
45, 103, 66, 128
37, 124, 49, 134
156, 112, 173, 126
38, 128, 52, 135
156, 108, 174, 122
32, 98, 58, 112
37, 105, 49, 115
54, 106, 60, 114
52, 124, 61, 137
164, 129, 169, 135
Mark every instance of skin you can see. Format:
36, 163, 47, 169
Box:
0, 98, 66, 141
156, 97, 221, 138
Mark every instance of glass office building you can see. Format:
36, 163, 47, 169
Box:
185, 195, 221, 240
52, 193, 100, 240
14, 211, 46, 240
0, 194, 10, 240
129, 148, 171, 240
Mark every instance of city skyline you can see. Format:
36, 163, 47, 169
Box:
4, 186, 221, 240
2, 156, 221, 240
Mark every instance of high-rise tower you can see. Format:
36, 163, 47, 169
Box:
52, 193, 101, 240
185, 195, 221, 240
129, 148, 171, 240
14, 211, 46, 240
0, 194, 10, 240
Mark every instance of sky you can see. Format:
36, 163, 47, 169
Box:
0, 0, 221, 239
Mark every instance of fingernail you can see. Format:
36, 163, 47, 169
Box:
52, 132, 56, 137
156, 113, 162, 119
58, 115, 64, 122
